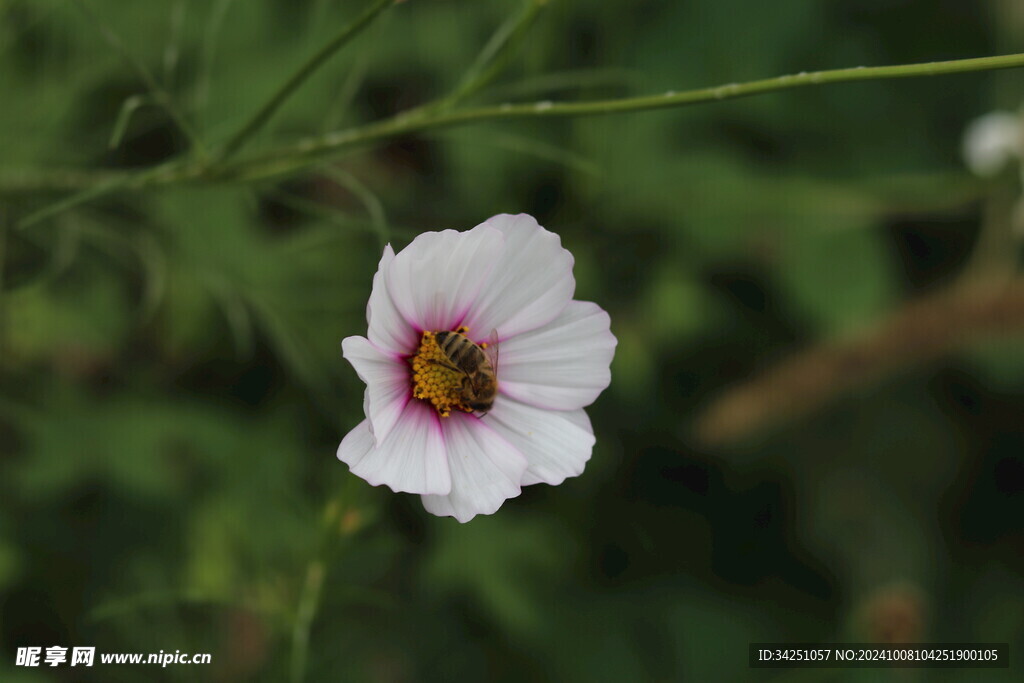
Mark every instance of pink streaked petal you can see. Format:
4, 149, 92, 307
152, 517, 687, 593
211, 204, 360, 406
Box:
420, 413, 527, 523
384, 227, 503, 333
367, 245, 420, 355
462, 214, 575, 340
341, 335, 409, 445
483, 396, 596, 486
338, 402, 451, 496
498, 300, 617, 411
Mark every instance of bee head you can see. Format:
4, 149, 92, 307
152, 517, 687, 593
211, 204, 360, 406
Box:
468, 400, 493, 413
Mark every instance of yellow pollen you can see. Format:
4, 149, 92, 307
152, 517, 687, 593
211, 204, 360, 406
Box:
410, 328, 474, 418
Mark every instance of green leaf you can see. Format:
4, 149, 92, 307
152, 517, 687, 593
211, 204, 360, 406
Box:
421, 514, 572, 635
776, 219, 897, 333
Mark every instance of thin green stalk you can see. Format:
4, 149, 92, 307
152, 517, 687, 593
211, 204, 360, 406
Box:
15, 160, 197, 230
73, 0, 206, 158
220, 0, 397, 160
0, 168, 131, 194
290, 559, 325, 683
320, 167, 390, 249
195, 0, 237, 124
320, 50, 371, 133
16, 176, 137, 230
233, 51, 1024, 176
9, 51, 1024, 199
163, 0, 187, 88
440, 0, 548, 109
108, 95, 151, 150
289, 482, 371, 683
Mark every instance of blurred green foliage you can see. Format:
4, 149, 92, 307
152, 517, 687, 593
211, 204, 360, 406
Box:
2, 0, 1024, 681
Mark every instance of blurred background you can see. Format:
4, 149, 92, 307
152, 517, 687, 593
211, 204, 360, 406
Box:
2, 0, 1023, 680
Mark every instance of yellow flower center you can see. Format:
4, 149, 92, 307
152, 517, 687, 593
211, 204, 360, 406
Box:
410, 327, 485, 418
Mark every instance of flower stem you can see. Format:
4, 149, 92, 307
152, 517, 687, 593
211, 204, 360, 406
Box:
288, 481, 371, 683
9, 51, 1024, 203
220, 0, 397, 160
15, 160, 197, 230
437, 0, 549, 111
237, 51, 1024, 173
320, 166, 391, 249
290, 559, 326, 683
72, 0, 207, 159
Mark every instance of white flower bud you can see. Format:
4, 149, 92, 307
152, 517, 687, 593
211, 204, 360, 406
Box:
963, 111, 1023, 177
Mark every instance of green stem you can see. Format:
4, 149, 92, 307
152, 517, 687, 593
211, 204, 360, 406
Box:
439, 0, 548, 110
195, 0, 237, 126
319, 167, 390, 249
288, 483, 369, 683
220, 0, 397, 160
73, 0, 206, 159
9, 51, 1024, 198
15, 160, 198, 230
290, 559, 326, 683
233, 51, 1024, 175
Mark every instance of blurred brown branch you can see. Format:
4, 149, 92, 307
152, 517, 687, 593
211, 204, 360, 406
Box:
694, 278, 1024, 445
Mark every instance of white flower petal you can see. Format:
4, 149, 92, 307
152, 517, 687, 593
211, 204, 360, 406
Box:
343, 215, 615, 517
367, 245, 420, 355
341, 335, 409, 445
338, 402, 451, 496
420, 414, 526, 522
462, 214, 575, 339
337, 418, 374, 465
385, 227, 503, 332
483, 396, 596, 486
497, 300, 616, 411
963, 111, 1023, 177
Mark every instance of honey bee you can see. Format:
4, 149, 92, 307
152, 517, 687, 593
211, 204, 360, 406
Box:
433, 328, 499, 414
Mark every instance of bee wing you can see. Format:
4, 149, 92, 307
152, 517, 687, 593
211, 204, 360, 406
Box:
484, 329, 500, 375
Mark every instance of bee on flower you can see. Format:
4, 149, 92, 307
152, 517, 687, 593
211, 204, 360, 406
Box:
338, 214, 617, 522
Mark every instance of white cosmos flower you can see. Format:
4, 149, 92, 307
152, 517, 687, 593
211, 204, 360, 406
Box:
963, 108, 1024, 237
338, 214, 616, 522
962, 110, 1023, 178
